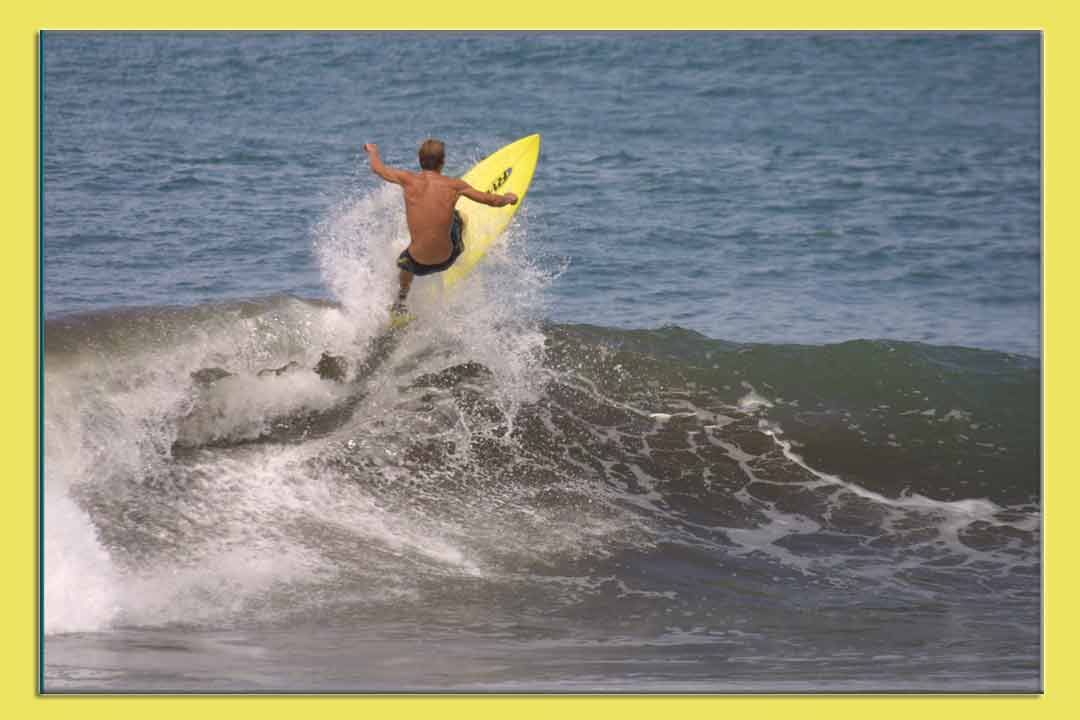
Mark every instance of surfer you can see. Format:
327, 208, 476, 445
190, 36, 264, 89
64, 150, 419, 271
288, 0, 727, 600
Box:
363, 139, 518, 312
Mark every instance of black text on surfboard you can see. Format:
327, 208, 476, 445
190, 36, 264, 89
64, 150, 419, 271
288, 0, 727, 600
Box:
487, 167, 513, 193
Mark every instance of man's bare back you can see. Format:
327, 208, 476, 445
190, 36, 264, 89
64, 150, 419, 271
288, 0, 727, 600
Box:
399, 170, 469, 264
363, 140, 518, 265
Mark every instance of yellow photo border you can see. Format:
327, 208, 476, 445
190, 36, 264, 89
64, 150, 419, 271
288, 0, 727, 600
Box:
8, 0, 1071, 717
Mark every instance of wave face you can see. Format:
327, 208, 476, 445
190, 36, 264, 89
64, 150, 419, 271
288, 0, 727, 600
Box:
43, 292, 1040, 688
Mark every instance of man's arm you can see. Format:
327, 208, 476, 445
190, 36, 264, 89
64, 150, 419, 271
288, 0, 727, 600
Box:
456, 180, 518, 207
363, 143, 410, 185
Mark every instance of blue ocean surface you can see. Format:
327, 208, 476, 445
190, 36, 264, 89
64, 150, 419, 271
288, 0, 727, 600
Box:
42, 32, 1041, 693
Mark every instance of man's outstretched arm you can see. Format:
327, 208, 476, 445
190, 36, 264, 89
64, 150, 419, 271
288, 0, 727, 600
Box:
456, 180, 518, 207
363, 143, 410, 185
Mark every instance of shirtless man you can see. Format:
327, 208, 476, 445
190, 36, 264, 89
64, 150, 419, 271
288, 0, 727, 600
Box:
363, 139, 518, 313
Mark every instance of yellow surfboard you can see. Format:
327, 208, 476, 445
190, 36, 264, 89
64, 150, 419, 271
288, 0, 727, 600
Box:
443, 134, 542, 288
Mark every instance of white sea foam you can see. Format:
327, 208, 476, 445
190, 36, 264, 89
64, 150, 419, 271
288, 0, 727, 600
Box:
43, 477, 120, 634
738, 386, 774, 412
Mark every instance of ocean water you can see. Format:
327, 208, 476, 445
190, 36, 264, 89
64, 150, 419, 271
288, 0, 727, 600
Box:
41, 32, 1041, 693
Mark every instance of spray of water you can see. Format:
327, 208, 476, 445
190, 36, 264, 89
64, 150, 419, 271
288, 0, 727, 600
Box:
43, 183, 557, 634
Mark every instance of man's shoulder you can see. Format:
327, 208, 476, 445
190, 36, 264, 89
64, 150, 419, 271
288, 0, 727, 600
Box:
395, 168, 424, 185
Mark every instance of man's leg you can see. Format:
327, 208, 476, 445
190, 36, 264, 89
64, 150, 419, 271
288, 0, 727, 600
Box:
394, 268, 414, 312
